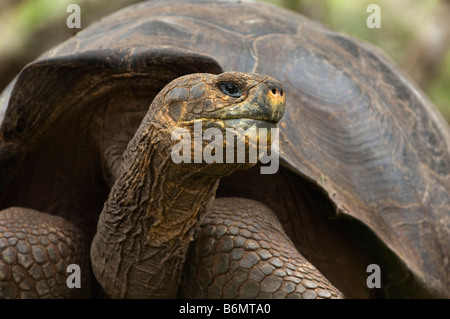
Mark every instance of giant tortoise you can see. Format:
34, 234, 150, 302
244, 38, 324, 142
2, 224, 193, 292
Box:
0, 0, 449, 299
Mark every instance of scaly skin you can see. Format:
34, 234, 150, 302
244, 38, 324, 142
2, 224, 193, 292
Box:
90, 71, 342, 298
181, 198, 343, 299
0, 207, 90, 298
90, 72, 282, 298
0, 72, 342, 299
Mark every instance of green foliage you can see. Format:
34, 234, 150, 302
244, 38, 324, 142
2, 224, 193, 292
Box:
0, 0, 70, 51
429, 52, 450, 121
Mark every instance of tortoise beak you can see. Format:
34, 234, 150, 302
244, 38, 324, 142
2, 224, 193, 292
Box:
241, 80, 285, 123
265, 81, 286, 123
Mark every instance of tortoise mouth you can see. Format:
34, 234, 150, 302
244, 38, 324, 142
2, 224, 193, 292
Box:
177, 99, 285, 127
178, 118, 279, 131
219, 116, 280, 124
219, 118, 279, 131
210, 101, 285, 125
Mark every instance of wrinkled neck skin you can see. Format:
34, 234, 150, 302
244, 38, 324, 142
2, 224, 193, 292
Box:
91, 116, 228, 298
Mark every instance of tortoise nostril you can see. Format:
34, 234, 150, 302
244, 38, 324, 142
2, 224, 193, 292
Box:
267, 81, 283, 97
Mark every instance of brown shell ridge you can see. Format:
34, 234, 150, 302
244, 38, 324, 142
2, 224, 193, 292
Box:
0, 46, 223, 144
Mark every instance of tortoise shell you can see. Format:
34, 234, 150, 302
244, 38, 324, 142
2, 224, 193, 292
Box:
0, 0, 448, 298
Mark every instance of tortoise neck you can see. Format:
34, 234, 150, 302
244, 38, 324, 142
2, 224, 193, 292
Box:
91, 121, 219, 298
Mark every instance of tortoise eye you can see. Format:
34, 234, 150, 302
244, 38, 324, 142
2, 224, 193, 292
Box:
219, 82, 242, 98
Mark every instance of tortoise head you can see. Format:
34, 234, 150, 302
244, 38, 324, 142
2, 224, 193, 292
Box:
149, 72, 286, 175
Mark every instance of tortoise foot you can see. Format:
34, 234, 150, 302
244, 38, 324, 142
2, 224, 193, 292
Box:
0, 207, 90, 298
180, 198, 343, 299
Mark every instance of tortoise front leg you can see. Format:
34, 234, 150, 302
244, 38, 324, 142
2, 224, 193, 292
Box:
0, 207, 90, 298
180, 198, 343, 299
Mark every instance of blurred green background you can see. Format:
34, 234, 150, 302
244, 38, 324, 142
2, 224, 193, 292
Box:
0, 0, 449, 122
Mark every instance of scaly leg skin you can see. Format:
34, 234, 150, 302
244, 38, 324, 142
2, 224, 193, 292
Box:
180, 198, 343, 299
0, 207, 90, 298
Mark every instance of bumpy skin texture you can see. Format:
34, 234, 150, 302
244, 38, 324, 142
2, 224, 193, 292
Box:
0, 207, 89, 298
89, 72, 336, 299
181, 198, 343, 299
